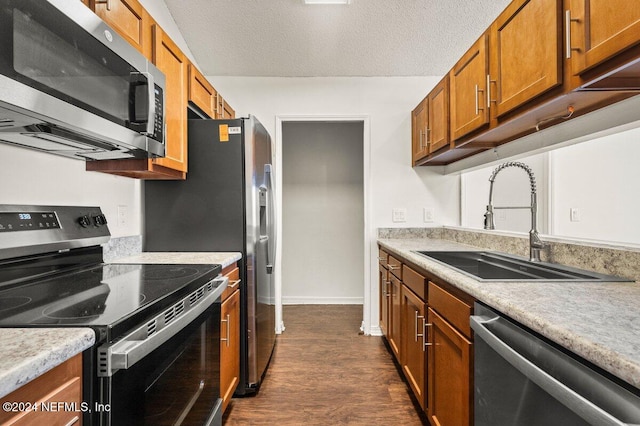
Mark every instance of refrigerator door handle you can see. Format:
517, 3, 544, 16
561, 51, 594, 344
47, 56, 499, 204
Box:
261, 164, 275, 274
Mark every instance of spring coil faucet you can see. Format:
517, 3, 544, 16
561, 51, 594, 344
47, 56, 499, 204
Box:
483, 161, 547, 262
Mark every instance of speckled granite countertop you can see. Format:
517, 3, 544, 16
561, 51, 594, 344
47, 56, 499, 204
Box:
111, 252, 242, 268
378, 238, 640, 389
0, 328, 95, 399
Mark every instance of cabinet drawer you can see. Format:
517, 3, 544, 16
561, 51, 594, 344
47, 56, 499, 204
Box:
387, 254, 402, 279
378, 248, 389, 267
0, 354, 82, 425
221, 265, 240, 301
402, 264, 427, 301
428, 282, 472, 338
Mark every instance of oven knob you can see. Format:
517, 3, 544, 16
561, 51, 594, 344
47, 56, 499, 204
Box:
78, 215, 91, 228
93, 214, 108, 226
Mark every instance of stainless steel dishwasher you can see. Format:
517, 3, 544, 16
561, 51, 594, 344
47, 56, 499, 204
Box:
471, 302, 640, 426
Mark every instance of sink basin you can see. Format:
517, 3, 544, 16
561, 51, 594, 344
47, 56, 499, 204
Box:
413, 251, 632, 282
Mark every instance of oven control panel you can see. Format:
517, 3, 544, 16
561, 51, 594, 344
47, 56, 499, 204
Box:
0, 211, 60, 232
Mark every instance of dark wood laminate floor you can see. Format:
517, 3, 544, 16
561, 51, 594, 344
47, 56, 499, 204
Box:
223, 305, 428, 425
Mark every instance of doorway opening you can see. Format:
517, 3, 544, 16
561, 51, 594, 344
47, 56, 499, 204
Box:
275, 117, 372, 334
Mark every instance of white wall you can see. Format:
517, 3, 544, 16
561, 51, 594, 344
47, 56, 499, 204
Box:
460, 124, 640, 247
549, 127, 640, 245
282, 121, 364, 304
0, 144, 141, 237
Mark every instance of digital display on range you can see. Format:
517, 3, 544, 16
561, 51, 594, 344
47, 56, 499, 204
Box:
0, 212, 60, 232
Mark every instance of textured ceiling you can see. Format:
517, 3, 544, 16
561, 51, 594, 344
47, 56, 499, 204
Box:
163, 0, 512, 77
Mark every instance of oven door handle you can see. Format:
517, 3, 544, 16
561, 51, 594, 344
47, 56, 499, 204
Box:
471, 315, 634, 426
98, 277, 228, 377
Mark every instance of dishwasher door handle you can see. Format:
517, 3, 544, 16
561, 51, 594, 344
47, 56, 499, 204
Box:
470, 315, 633, 426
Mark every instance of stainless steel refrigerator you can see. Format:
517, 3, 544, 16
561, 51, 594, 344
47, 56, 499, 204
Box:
144, 115, 276, 396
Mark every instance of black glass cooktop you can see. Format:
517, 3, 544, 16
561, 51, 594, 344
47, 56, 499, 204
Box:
0, 263, 222, 343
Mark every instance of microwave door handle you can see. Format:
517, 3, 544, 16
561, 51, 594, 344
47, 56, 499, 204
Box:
470, 315, 631, 426
141, 72, 156, 136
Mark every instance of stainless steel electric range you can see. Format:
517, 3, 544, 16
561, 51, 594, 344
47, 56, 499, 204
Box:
0, 205, 227, 426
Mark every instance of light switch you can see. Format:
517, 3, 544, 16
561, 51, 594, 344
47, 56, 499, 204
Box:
423, 207, 434, 223
570, 207, 581, 222
392, 208, 406, 223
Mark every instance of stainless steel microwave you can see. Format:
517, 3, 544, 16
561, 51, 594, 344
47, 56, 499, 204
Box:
0, 0, 165, 160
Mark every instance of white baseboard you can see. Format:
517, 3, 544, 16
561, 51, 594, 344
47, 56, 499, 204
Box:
368, 325, 383, 336
282, 296, 364, 305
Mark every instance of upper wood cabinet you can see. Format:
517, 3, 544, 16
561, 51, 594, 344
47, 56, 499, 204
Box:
489, 0, 563, 117
189, 64, 217, 119
449, 34, 490, 141
567, 0, 640, 76
151, 25, 188, 175
428, 76, 450, 153
220, 96, 236, 119
91, 0, 151, 59
411, 96, 429, 164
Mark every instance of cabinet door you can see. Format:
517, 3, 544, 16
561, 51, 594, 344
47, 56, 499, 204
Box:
388, 273, 402, 359
92, 0, 151, 58
490, 0, 562, 117
223, 100, 236, 119
152, 25, 188, 173
428, 76, 450, 153
188, 64, 217, 119
401, 286, 427, 412
411, 97, 429, 164
450, 34, 490, 141
220, 288, 240, 413
379, 263, 390, 337
568, 0, 640, 75
428, 307, 472, 426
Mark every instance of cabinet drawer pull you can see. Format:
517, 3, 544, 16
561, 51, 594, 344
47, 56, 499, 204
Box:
387, 264, 399, 270
220, 314, 231, 347
229, 279, 241, 289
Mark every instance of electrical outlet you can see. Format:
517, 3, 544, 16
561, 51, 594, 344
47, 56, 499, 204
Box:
570, 207, 581, 222
423, 207, 434, 223
117, 205, 128, 227
392, 208, 407, 223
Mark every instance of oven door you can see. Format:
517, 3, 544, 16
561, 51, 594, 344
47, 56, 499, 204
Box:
97, 279, 226, 426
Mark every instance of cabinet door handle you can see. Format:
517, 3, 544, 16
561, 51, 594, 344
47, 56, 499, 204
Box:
475, 84, 485, 115
565, 10, 581, 59
426, 128, 431, 147
95, 0, 111, 11
64, 416, 80, 426
415, 311, 425, 342
220, 314, 230, 347
423, 320, 433, 350
486, 74, 496, 107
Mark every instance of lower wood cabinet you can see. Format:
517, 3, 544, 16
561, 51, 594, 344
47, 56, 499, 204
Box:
401, 285, 427, 411
220, 264, 241, 413
428, 307, 472, 426
378, 245, 475, 425
0, 353, 83, 426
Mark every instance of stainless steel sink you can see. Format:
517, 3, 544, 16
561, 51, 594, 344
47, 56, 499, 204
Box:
413, 251, 632, 282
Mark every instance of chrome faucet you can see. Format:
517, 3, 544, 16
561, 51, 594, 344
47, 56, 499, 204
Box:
483, 161, 547, 262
